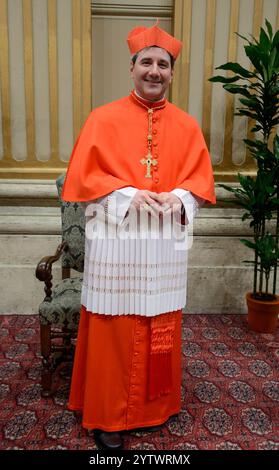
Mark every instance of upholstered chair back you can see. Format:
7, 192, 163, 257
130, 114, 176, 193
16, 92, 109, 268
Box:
56, 173, 85, 273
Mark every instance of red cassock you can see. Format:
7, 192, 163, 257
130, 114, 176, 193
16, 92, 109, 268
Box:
63, 91, 215, 431
69, 306, 182, 431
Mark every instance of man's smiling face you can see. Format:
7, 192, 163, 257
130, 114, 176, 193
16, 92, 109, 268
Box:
130, 47, 173, 102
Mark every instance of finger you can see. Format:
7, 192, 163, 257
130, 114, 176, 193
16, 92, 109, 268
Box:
149, 193, 168, 207
172, 205, 182, 215
141, 205, 159, 218
163, 207, 172, 217
141, 201, 149, 211
149, 192, 161, 202
146, 197, 162, 213
149, 207, 159, 218
146, 194, 159, 204
152, 203, 164, 214
161, 202, 171, 212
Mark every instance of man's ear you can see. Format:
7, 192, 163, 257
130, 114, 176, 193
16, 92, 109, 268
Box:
130, 61, 134, 77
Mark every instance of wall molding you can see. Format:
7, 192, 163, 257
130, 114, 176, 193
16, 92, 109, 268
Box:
0, 179, 257, 237
91, 1, 172, 17
0, 179, 234, 203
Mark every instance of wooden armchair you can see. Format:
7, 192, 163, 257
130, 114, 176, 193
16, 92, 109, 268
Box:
35, 173, 85, 396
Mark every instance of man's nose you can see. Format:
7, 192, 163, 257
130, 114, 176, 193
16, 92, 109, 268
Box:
149, 63, 160, 75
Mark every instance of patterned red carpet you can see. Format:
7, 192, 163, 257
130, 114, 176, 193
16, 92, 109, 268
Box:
0, 314, 278, 450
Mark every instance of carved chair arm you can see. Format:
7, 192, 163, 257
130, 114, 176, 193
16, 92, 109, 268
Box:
36, 241, 69, 301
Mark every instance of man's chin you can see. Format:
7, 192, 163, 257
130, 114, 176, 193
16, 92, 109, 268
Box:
142, 88, 164, 102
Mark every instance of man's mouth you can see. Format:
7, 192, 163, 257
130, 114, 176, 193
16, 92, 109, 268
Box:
144, 80, 161, 84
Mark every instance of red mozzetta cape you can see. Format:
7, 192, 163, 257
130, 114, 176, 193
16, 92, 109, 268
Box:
62, 91, 216, 204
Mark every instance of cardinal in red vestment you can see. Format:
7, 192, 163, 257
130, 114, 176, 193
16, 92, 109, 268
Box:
62, 21, 215, 450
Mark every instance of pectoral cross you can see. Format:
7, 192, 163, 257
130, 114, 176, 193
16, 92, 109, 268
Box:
140, 152, 157, 178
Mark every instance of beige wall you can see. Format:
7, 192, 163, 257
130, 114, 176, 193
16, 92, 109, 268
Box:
0, 0, 278, 178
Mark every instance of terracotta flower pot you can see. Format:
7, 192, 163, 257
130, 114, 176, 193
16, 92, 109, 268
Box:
246, 292, 279, 333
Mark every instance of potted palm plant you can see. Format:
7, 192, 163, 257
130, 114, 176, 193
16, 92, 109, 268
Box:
209, 19, 279, 333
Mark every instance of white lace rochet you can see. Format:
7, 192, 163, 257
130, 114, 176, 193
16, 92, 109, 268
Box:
81, 187, 202, 317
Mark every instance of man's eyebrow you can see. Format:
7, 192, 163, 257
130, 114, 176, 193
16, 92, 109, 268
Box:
139, 57, 170, 64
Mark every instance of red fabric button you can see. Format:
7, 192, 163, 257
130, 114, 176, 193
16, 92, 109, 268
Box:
154, 178, 159, 183
153, 142, 158, 147
153, 129, 157, 135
